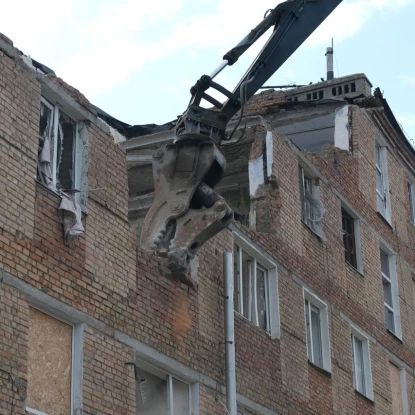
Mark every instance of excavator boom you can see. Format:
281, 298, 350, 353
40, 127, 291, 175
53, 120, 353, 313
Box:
141, 0, 343, 277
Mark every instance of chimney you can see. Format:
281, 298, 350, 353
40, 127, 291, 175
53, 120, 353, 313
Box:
326, 47, 334, 80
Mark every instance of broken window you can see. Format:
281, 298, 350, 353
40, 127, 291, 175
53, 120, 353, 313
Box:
233, 244, 271, 332
312, 92, 317, 100
344, 84, 350, 94
319, 91, 323, 99
342, 209, 357, 268
351, 82, 356, 92
26, 308, 73, 415
307, 93, 311, 100
135, 366, 191, 415
299, 167, 326, 239
332, 88, 337, 96
37, 97, 80, 192
375, 143, 391, 221
338, 86, 343, 95
408, 181, 415, 224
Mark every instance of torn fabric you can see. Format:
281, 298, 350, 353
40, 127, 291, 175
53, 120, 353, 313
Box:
38, 136, 54, 188
58, 193, 85, 245
305, 189, 326, 240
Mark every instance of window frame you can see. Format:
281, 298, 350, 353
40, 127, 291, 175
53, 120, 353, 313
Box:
25, 306, 84, 415
380, 247, 402, 339
351, 328, 373, 401
233, 233, 280, 339
408, 181, 415, 225
303, 289, 331, 372
389, 362, 409, 415
341, 207, 363, 273
299, 167, 325, 239
375, 143, 391, 223
134, 360, 196, 415
38, 96, 85, 206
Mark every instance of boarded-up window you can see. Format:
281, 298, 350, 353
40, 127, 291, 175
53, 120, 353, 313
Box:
27, 308, 72, 415
389, 363, 403, 415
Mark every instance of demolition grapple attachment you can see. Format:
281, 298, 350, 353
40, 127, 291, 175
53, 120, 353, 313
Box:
140, 135, 233, 274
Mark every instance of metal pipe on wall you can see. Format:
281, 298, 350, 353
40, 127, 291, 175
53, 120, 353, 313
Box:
224, 252, 237, 415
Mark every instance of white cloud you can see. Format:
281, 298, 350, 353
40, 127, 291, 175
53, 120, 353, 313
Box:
399, 75, 415, 87
1, 0, 413, 99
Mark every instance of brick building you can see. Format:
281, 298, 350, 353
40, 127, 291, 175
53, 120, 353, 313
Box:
1, 31, 415, 415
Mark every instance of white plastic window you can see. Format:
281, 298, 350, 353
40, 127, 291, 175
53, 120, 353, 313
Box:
136, 367, 191, 415
234, 245, 270, 333
351, 330, 373, 400
380, 249, 401, 338
304, 290, 331, 372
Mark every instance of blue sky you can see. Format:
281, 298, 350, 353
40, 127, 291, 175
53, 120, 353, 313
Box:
1, 0, 415, 144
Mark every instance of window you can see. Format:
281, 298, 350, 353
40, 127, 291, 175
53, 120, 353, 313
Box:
233, 233, 280, 338
135, 365, 192, 415
342, 209, 357, 268
381, 249, 401, 337
344, 84, 350, 94
26, 307, 82, 415
351, 82, 356, 92
319, 90, 324, 99
351, 330, 373, 400
389, 363, 408, 415
375, 143, 391, 221
234, 246, 270, 332
307, 93, 311, 100
338, 86, 343, 95
408, 181, 415, 224
332, 88, 337, 96
299, 167, 325, 238
304, 290, 331, 372
312, 92, 317, 100
37, 97, 81, 192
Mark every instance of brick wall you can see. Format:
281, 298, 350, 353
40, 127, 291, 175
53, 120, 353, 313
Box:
2, 33, 415, 415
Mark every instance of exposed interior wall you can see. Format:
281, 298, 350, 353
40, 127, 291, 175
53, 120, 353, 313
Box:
27, 307, 72, 415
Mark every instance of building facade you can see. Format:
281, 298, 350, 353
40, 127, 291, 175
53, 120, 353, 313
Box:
1, 31, 415, 415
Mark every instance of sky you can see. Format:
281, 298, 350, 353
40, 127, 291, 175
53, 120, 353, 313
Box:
1, 0, 415, 144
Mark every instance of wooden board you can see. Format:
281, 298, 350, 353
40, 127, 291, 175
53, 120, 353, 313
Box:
27, 307, 72, 415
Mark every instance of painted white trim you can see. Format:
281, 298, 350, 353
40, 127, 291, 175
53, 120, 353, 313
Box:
400, 368, 409, 415
303, 289, 331, 372
379, 245, 402, 339
233, 232, 280, 339
26, 407, 49, 415
351, 327, 374, 401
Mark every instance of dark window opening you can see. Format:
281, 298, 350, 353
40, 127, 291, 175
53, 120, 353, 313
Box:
351, 82, 356, 92
344, 84, 349, 94
56, 112, 77, 190
312, 92, 317, 100
294, 97, 298, 102
332, 88, 337, 96
287, 98, 292, 102
342, 209, 357, 268
307, 94, 311, 100
319, 91, 323, 99
338, 86, 343, 95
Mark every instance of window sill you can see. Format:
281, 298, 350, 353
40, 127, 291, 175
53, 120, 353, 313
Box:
354, 389, 374, 403
234, 311, 273, 338
376, 211, 393, 229
35, 179, 87, 215
345, 261, 364, 278
301, 220, 324, 242
386, 328, 403, 343
307, 360, 331, 376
